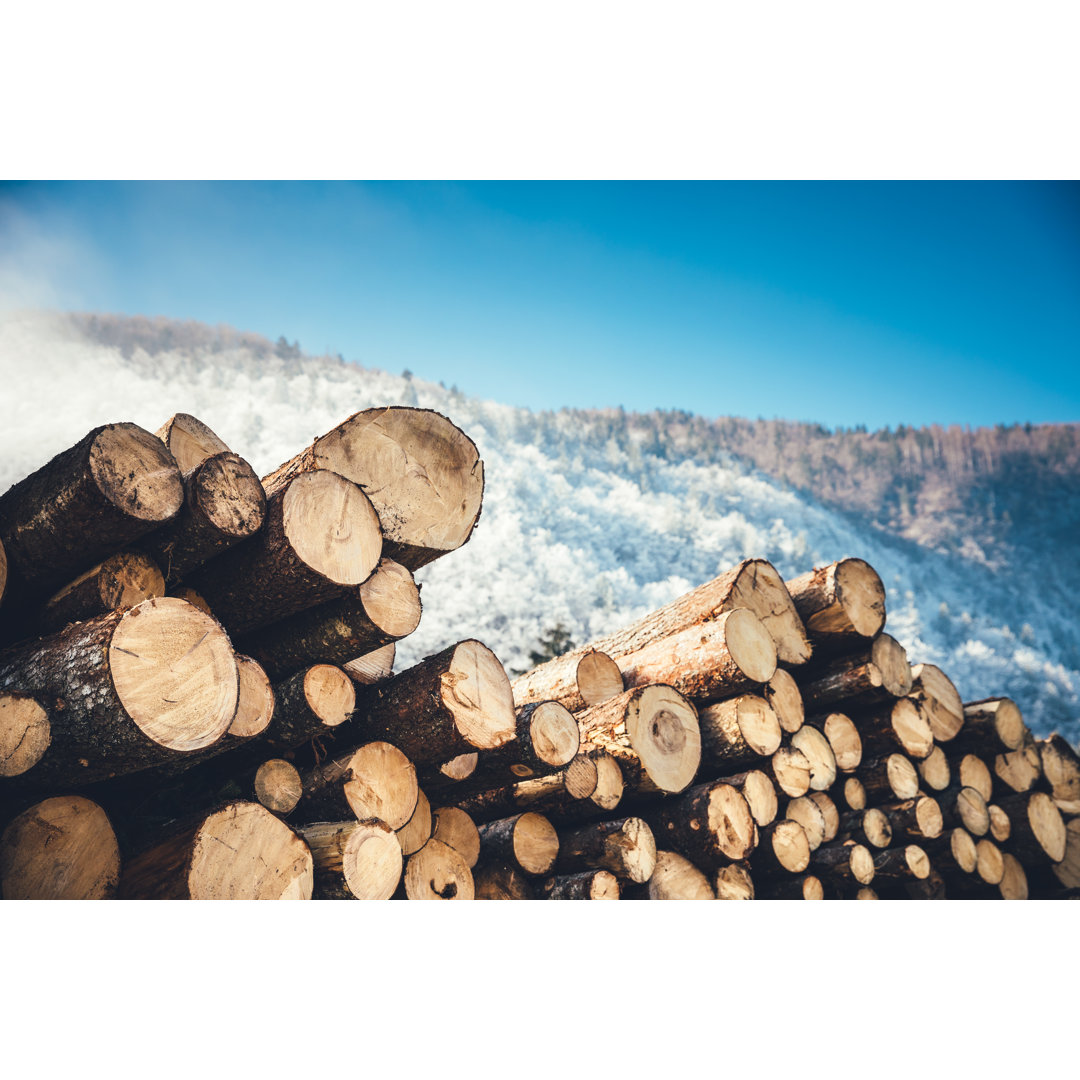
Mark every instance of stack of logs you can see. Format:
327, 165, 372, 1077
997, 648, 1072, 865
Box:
0, 410, 1076, 900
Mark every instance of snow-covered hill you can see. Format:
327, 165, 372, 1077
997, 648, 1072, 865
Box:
1, 310, 1076, 740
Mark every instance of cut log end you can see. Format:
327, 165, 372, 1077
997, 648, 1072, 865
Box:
918, 746, 951, 792
965, 698, 1025, 751
1, 796, 121, 900
563, 754, 600, 800
714, 862, 755, 900
576, 651, 624, 706
769, 820, 811, 874
975, 839, 1005, 885
764, 668, 804, 734
440, 753, 479, 781
999, 852, 1028, 900
342, 742, 419, 830
303, 664, 355, 727
254, 759, 303, 814
834, 558, 887, 638
886, 754, 920, 801
590, 751, 625, 810
442, 640, 517, 750
155, 413, 230, 473
343, 643, 396, 685
230, 655, 275, 737
397, 789, 433, 857
725, 607, 779, 684
1026, 791, 1067, 862
915, 796, 945, 839
359, 558, 422, 638
742, 769, 779, 827
527, 701, 580, 769
870, 634, 913, 697
404, 838, 475, 900
0, 692, 51, 777
770, 746, 812, 798
92, 422, 185, 523
511, 813, 560, 875
707, 783, 758, 860
641, 850, 715, 900
108, 596, 239, 752
791, 725, 838, 791
625, 684, 702, 794
341, 821, 404, 900
910, 663, 964, 742
431, 807, 481, 868
822, 712, 862, 773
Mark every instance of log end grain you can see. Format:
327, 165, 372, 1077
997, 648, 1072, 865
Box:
155, 413, 230, 473
431, 806, 482, 868
359, 558, 422, 638
404, 838, 475, 899
343, 643, 396, 685
92, 422, 185, 524
576, 650, 624, 706
714, 862, 755, 900
442, 640, 517, 750
764, 668, 804, 734
527, 701, 580, 770
303, 664, 355, 727
343, 742, 419, 830
254, 759, 303, 814
625, 684, 702, 794
0, 692, 51, 777
230, 655, 275, 737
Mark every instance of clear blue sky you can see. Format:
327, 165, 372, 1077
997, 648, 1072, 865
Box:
2, 180, 1077, 429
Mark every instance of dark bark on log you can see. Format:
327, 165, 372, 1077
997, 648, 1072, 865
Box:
510, 649, 622, 714
939, 785, 990, 837
752, 820, 811, 878
755, 874, 824, 900
263, 664, 355, 752
784, 558, 885, 652
999, 791, 1067, 865
554, 816, 657, 883
871, 844, 931, 883
857, 753, 919, 806
850, 698, 933, 760
1039, 734, 1080, 805
807, 838, 875, 886
477, 812, 559, 876
539, 868, 621, 899
697, 694, 781, 774
642, 780, 757, 868
958, 698, 1027, 753
879, 796, 944, 841
473, 862, 533, 899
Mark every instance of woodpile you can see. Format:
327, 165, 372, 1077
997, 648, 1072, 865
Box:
1, 411, 1076, 901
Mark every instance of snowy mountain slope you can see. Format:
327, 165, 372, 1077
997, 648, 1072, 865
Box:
1, 310, 1076, 740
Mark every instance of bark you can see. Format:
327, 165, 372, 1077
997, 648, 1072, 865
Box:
539, 869, 621, 899
554, 816, 657, 883
1038, 735, 1080, 804
264, 664, 355, 751
511, 649, 622, 714
960, 698, 1027, 752
807, 839, 875, 886
0, 423, 183, 606
295, 818, 402, 900
715, 768, 778, 827
755, 874, 825, 900
871, 845, 931, 883
784, 558, 886, 651
642, 780, 757, 868
939, 785, 990, 837
623, 850, 715, 899
799, 633, 911, 709
697, 694, 781, 773
473, 862, 533, 899
236, 558, 420, 681
477, 812, 559, 876
879, 796, 944, 841
184, 469, 383, 636
998, 791, 1067, 864
261, 406, 485, 571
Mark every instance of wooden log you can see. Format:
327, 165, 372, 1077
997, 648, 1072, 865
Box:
925, 828, 978, 878
262, 406, 485, 571
555, 816, 657, 883
473, 863, 533, 899
999, 852, 1029, 900
842, 776, 867, 810
957, 754, 993, 802
643, 780, 757, 867
170, 585, 212, 615
763, 668, 804, 734
766, 745, 812, 798
800, 633, 912, 710
918, 745, 952, 792
940, 785, 991, 837
714, 862, 755, 899
858, 753, 919, 805
403, 838, 475, 899
35, 551, 164, 636
0, 597, 237, 786
297, 741, 418, 829
576, 651, 625, 706
477, 812, 559, 876
155, 412, 229, 472
757, 874, 824, 900
353, 640, 516, 765
1038, 735, 1080, 805
0, 691, 53, 778
295, 818, 402, 900
719, 769, 778, 827
624, 850, 715, 899
0, 795, 121, 899
785, 796, 828, 851
854, 886, 880, 899
540, 869, 620, 899
0, 423, 183, 605
254, 759, 303, 814
993, 743, 1042, 797
343, 643, 396, 685
511, 649, 623, 714
143, 451, 266, 584
1051, 817, 1080, 890
698, 693, 781, 773
880, 796, 944, 841
804, 712, 862, 773
263, 664, 355, 752
961, 698, 1027, 752
988, 803, 1011, 843
577, 684, 700, 796
872, 844, 931, 883
784, 558, 885, 651
236, 558, 421, 682
974, 839, 1005, 885
837, 807, 892, 849
807, 792, 840, 843
908, 664, 964, 743
118, 801, 313, 899
615, 609, 777, 701
428, 753, 479, 786
185, 470, 383, 636
753, 820, 811, 877
853, 697, 934, 760
230, 655, 275, 738
396, 787, 432, 857
808, 839, 875, 886
789, 725, 838, 791
999, 791, 1066, 864
903, 870, 948, 900
431, 806, 481, 868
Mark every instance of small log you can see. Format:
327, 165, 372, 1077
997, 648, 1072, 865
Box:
643, 780, 757, 867
988, 803, 1011, 843
789, 725, 838, 791
35, 551, 164, 635
266, 664, 355, 751
118, 801, 313, 899
853, 697, 934, 760
766, 745, 812, 798
343, 643, 396, 685
143, 452, 266, 583
880, 796, 944, 841
753, 820, 811, 877
262, 406, 485, 571
785, 558, 885, 651
298, 741, 418, 829
254, 759, 303, 814
961, 698, 1027, 752
720, 769, 778, 827
714, 862, 755, 899
155, 412, 229, 472
940, 785, 990, 837
353, 640, 516, 765
858, 753, 919, 805
698, 693, 781, 773
800, 633, 912, 710
555, 817, 657, 883
757, 874, 824, 900
236, 557, 421, 681
999, 852, 1029, 900
763, 668, 804, 734
511, 649, 622, 714
431, 806, 481, 868
431, 753, 478, 785
576, 651, 625, 706
918, 745, 952, 792
999, 791, 1066, 864
577, 684, 700, 796
395, 787, 432, 857
1051, 817, 1080, 890
230, 655, 275, 738
974, 839, 1005, 885
296, 818, 402, 900
1039, 734, 1080, 805
0, 597, 237, 786
0, 691, 53, 778
624, 850, 715, 899
993, 744, 1042, 797
872, 844, 931, 883
404, 838, 475, 899
808, 839, 875, 886
0, 795, 121, 899
837, 807, 892, 849
807, 792, 840, 843
540, 869, 620, 899
842, 777, 867, 810
925, 828, 978, 877
958, 754, 993, 802
473, 863, 533, 899
477, 812, 559, 876
185, 470, 383, 636
0, 423, 183, 605
908, 664, 964, 742
804, 712, 861, 773
785, 796, 828, 851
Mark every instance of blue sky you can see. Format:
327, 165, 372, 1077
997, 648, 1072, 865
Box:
1, 180, 1077, 429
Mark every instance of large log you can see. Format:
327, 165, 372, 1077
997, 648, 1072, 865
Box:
799, 633, 911, 710
960, 698, 1027, 752
624, 850, 715, 900
155, 413, 229, 472
857, 753, 919, 805
477, 812, 560, 876
352, 640, 516, 764
0, 597, 237, 786
540, 869, 621, 900
262, 407, 485, 571
265, 664, 355, 751
295, 818, 402, 900
0, 795, 121, 899
236, 558, 421, 682
752, 820, 811, 877
0, 691, 54, 778
143, 452, 266, 584
853, 698, 934, 761
577, 684, 700, 797
0, 423, 183, 605
297, 741, 418, 829
35, 551, 164, 636
697, 694, 781, 773
804, 711, 862, 773
184, 470, 383, 636
643, 780, 757, 868
510, 649, 623, 714
403, 838, 475, 899
118, 800, 314, 899
908, 664, 964, 742
555, 817, 657, 883
784, 558, 885, 651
